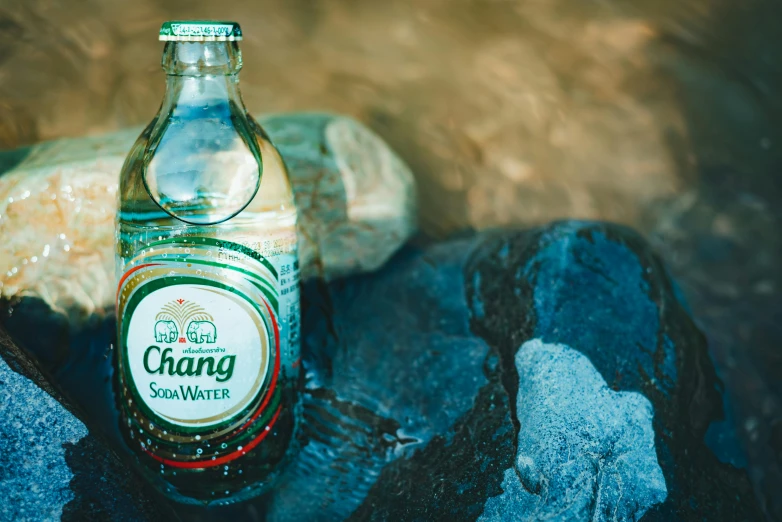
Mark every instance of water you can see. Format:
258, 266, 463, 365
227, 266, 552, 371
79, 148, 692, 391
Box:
1, 1, 782, 517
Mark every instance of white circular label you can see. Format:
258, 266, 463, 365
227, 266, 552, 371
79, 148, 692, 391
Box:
125, 284, 269, 428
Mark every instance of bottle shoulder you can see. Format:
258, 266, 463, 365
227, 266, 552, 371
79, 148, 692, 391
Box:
119, 110, 295, 227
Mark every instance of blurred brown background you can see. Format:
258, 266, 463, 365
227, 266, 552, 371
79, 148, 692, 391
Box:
1, 0, 778, 236
1, 0, 781, 517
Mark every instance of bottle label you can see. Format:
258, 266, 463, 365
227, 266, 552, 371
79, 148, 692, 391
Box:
117, 237, 286, 467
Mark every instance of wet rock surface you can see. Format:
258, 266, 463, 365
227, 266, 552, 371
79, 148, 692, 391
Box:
0, 353, 87, 522
480, 339, 667, 521
0, 344, 166, 522
1, 1, 782, 516
0, 112, 416, 333
0, 221, 764, 520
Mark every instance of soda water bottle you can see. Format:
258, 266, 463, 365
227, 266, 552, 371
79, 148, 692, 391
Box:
114, 21, 301, 504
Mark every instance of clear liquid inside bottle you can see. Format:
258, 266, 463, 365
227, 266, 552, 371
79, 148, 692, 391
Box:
115, 30, 301, 505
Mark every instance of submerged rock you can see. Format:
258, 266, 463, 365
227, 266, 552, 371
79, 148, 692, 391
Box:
460, 222, 761, 521
266, 236, 490, 522
0, 221, 763, 520
345, 222, 761, 520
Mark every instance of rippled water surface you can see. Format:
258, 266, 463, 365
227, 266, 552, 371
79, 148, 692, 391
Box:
0, 0, 781, 518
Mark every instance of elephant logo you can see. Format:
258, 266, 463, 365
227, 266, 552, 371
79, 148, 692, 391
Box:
155, 299, 215, 344
187, 321, 217, 343
154, 320, 178, 343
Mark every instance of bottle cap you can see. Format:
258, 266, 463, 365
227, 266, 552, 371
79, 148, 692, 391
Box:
159, 21, 242, 42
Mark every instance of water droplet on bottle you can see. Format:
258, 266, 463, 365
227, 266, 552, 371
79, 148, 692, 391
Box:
195, 435, 201, 440
221, 443, 227, 449
196, 448, 203, 455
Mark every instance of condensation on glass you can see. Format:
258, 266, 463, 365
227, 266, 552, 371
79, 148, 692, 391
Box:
114, 20, 301, 505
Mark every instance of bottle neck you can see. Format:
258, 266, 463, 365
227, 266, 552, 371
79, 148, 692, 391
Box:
141, 40, 261, 226
159, 41, 245, 114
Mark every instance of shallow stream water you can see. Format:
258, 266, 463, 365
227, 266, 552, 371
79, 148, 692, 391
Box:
0, 0, 781, 518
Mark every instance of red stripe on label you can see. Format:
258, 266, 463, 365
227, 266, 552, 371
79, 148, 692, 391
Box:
193, 296, 283, 453
143, 404, 282, 469
245, 299, 281, 427
115, 263, 162, 310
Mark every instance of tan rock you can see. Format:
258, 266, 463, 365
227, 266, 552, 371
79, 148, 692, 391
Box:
0, 113, 417, 326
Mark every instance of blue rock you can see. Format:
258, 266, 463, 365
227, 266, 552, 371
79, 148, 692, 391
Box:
480, 339, 667, 521
0, 354, 87, 521
0, 221, 764, 520
0, 325, 172, 521
266, 238, 490, 521
462, 222, 761, 521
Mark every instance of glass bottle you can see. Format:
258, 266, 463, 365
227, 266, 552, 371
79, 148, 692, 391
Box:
114, 21, 301, 505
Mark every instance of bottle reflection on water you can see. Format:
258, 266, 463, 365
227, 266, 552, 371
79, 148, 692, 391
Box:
114, 21, 301, 505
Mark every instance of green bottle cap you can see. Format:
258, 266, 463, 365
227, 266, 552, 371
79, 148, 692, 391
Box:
159, 20, 242, 42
